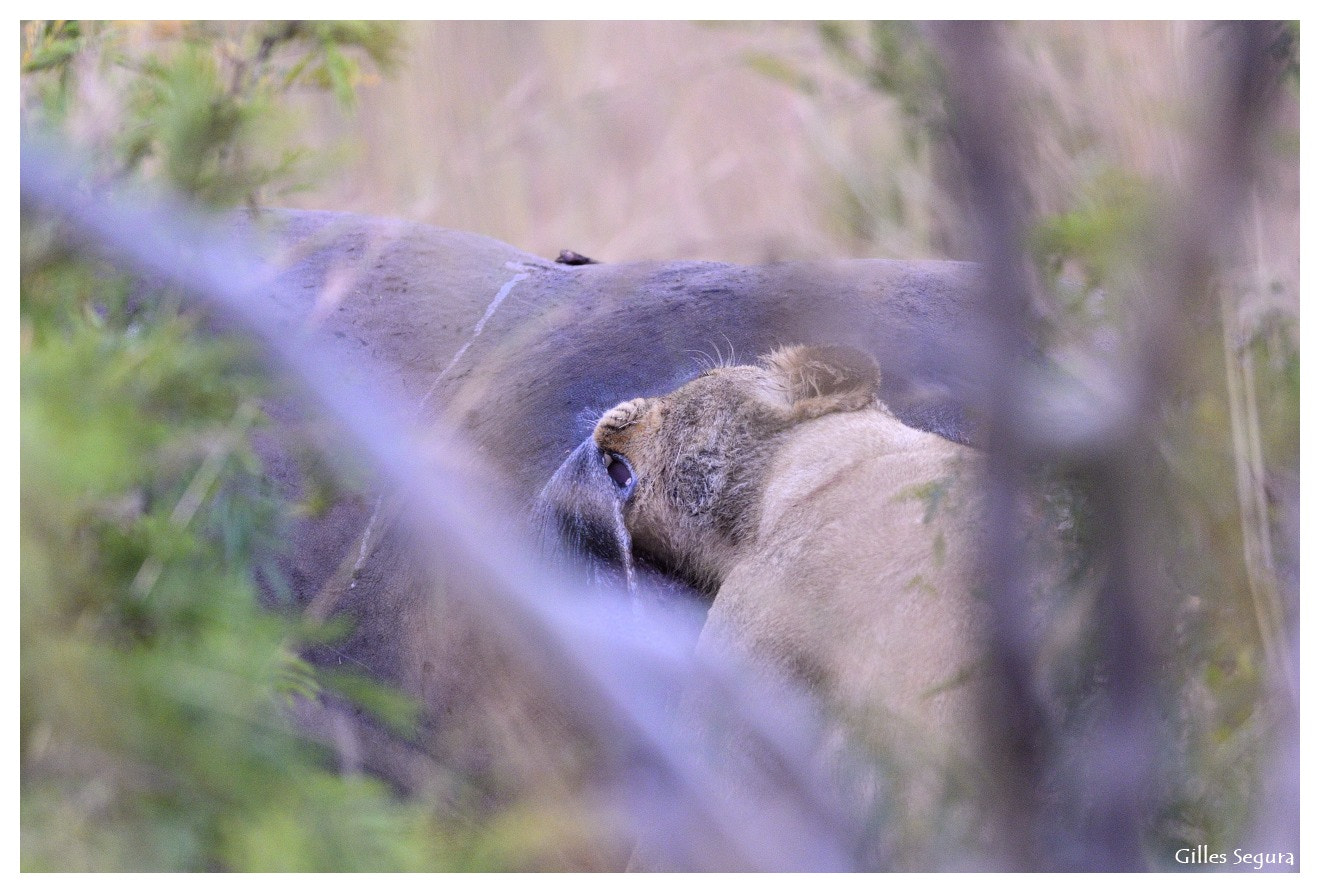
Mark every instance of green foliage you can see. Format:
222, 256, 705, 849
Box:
19, 257, 469, 870
743, 51, 818, 96
21, 21, 84, 75
21, 20, 401, 206
745, 23, 951, 255
817, 21, 947, 154
19, 20, 501, 871
894, 475, 954, 525
1030, 168, 1158, 295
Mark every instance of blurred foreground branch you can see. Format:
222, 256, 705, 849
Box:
21, 135, 862, 871
929, 20, 1293, 870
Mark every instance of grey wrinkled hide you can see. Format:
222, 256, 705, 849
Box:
243, 208, 981, 865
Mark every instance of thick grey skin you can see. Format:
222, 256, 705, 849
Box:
240, 208, 982, 858
249, 209, 980, 496
246, 204, 981, 656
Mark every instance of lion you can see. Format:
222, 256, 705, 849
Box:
591, 344, 994, 862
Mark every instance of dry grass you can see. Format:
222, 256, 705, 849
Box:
283, 21, 1297, 304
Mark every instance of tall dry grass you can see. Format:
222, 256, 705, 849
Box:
285, 21, 1297, 299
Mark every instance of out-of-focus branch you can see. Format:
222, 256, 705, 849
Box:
928, 21, 1285, 870
20, 135, 862, 872
927, 21, 1056, 870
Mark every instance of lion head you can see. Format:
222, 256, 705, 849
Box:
591, 344, 882, 596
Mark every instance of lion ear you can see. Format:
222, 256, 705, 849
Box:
763, 344, 881, 421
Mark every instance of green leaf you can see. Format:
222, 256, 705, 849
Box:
322, 46, 358, 108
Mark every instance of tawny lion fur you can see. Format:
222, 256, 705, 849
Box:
593, 345, 993, 844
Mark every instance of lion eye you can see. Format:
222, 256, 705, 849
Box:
605, 454, 634, 489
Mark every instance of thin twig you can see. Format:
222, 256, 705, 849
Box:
131, 400, 260, 600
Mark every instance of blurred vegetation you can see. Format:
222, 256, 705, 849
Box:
21, 20, 1298, 871
749, 21, 1299, 864
22, 21, 399, 206
19, 20, 512, 871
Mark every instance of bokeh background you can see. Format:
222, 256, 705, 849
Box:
21, 20, 1300, 871
284, 21, 1298, 278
